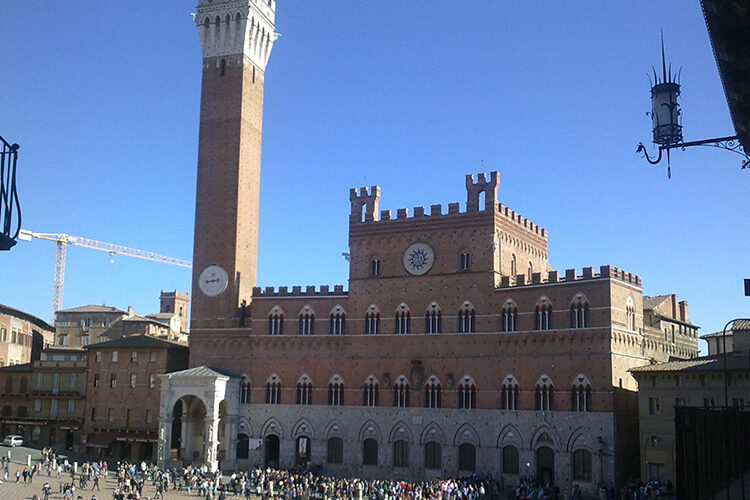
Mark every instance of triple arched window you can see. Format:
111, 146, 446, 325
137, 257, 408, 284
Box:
570, 294, 590, 328
362, 375, 378, 407
501, 375, 519, 410
425, 375, 441, 408
239, 377, 251, 404
296, 375, 312, 405
395, 304, 410, 334
572, 374, 592, 412
425, 303, 442, 334
458, 301, 476, 333
393, 375, 409, 408
457, 375, 476, 409
265, 375, 281, 404
328, 375, 344, 406
299, 308, 315, 335
330, 306, 345, 335
502, 301, 518, 332
535, 297, 552, 330
536, 375, 554, 411
268, 309, 283, 335
365, 306, 380, 335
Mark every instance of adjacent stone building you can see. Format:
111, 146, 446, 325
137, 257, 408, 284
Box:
156, 1, 699, 495
0, 347, 86, 449
0, 303, 55, 366
83, 335, 189, 461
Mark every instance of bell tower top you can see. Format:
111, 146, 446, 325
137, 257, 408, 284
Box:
195, 0, 278, 71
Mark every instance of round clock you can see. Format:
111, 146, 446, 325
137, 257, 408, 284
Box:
198, 265, 229, 297
403, 243, 435, 276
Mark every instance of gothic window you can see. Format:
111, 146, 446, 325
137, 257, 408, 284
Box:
393, 376, 409, 408
460, 252, 470, 271
502, 445, 519, 474
570, 294, 590, 328
458, 443, 476, 471
362, 376, 378, 407
572, 375, 592, 412
510, 254, 517, 276
457, 376, 476, 409
393, 440, 409, 467
268, 309, 284, 335
327, 375, 344, 406
502, 301, 518, 332
365, 306, 380, 335
265, 375, 281, 404
395, 304, 410, 334
371, 259, 380, 277
239, 378, 251, 404
535, 297, 552, 330
425, 376, 441, 409
327, 437, 344, 464
528, 261, 534, 281
299, 310, 315, 335
458, 301, 476, 333
363, 439, 378, 465
296, 375, 312, 405
501, 375, 519, 410
536, 375, 554, 411
626, 296, 635, 331
425, 441, 442, 469
425, 303, 441, 333
329, 307, 345, 335
573, 449, 593, 481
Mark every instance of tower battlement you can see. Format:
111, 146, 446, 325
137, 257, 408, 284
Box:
252, 284, 347, 297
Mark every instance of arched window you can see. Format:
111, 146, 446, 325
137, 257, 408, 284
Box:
457, 375, 476, 409
239, 378, 251, 404
365, 306, 380, 334
460, 252, 470, 271
265, 375, 281, 404
571, 374, 592, 412
393, 375, 409, 408
425, 375, 441, 408
535, 297, 552, 330
502, 445, 519, 474
425, 303, 441, 333
327, 375, 344, 406
573, 449, 593, 481
363, 439, 378, 465
220, 58, 226, 76
425, 441, 442, 469
458, 443, 476, 471
510, 254, 517, 276
626, 296, 635, 331
393, 440, 409, 467
268, 308, 283, 335
570, 294, 590, 329
502, 300, 518, 332
296, 375, 312, 405
330, 306, 345, 335
528, 261, 534, 280
395, 304, 410, 334
536, 375, 554, 411
458, 301, 476, 333
327, 437, 344, 464
501, 375, 519, 410
299, 307, 315, 335
370, 259, 380, 277
362, 375, 378, 407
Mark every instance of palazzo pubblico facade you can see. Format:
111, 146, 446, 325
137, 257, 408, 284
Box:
157, 1, 699, 496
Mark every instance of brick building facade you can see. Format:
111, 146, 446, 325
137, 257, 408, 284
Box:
0, 303, 54, 366
157, 0, 699, 495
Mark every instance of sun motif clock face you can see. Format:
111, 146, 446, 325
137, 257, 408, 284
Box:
403, 243, 435, 276
198, 265, 229, 297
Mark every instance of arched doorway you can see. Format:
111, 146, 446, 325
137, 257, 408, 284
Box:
458, 443, 476, 472
237, 433, 250, 460
536, 446, 555, 485
264, 435, 280, 467
295, 435, 311, 466
171, 396, 206, 464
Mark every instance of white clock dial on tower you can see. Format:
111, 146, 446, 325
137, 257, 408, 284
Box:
198, 265, 229, 297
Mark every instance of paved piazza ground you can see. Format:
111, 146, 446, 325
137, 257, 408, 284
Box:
0, 447, 243, 500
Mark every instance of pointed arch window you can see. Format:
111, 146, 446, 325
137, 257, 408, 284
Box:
457, 376, 476, 409
502, 301, 518, 332
328, 377, 344, 406
239, 378, 251, 404
535, 297, 552, 330
501, 376, 519, 410
362, 376, 378, 407
536, 376, 554, 411
265, 375, 281, 404
425, 376, 441, 408
370, 259, 380, 277
365, 307, 380, 335
626, 296, 635, 331
299, 311, 315, 335
393, 440, 409, 467
393, 376, 409, 408
425, 303, 441, 333
460, 252, 471, 271
395, 304, 410, 334
572, 375, 592, 412
570, 295, 590, 329
510, 254, 517, 276
296, 376, 312, 405
425, 441, 442, 469
458, 301, 476, 333
330, 308, 345, 335
268, 311, 284, 335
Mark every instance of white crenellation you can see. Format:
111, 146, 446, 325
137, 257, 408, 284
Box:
195, 0, 278, 71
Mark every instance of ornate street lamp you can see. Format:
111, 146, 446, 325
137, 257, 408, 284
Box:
0, 134, 21, 251
636, 37, 749, 178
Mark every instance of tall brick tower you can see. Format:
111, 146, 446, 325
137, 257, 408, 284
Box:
190, 0, 277, 328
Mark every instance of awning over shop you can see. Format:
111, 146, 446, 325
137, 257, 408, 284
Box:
86, 433, 115, 448
115, 432, 157, 443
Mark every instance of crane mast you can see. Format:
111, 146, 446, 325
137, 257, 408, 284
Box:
18, 229, 191, 321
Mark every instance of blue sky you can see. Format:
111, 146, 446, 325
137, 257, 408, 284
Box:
2, 2, 746, 350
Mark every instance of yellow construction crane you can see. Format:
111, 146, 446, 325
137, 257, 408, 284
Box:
18, 229, 191, 321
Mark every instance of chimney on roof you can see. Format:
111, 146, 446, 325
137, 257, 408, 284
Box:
127, 306, 134, 317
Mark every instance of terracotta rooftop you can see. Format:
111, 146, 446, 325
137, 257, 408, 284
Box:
630, 353, 750, 374
56, 305, 127, 314
83, 334, 187, 350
